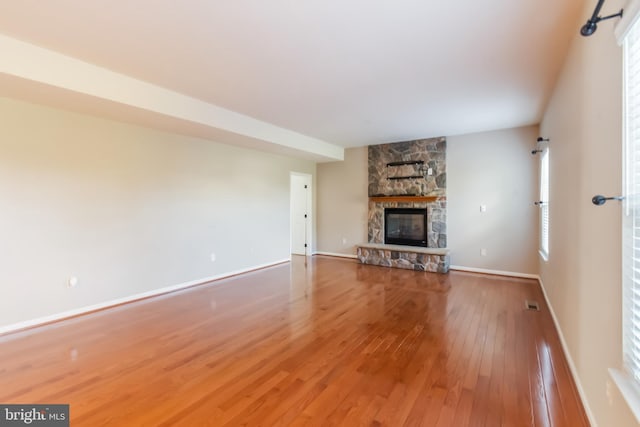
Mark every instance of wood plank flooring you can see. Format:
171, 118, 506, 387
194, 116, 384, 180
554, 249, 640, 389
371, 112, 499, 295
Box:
0, 255, 588, 426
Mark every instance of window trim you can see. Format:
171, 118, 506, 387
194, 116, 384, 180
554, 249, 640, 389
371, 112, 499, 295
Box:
613, 7, 640, 422
610, 369, 640, 423
539, 146, 550, 260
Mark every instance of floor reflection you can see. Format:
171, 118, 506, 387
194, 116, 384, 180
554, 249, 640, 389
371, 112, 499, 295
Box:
0, 255, 587, 426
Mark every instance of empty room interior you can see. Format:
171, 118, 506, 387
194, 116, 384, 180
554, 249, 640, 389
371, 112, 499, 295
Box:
2, 0, 640, 425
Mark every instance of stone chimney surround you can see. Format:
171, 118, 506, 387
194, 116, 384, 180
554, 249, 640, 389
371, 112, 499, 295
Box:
357, 137, 450, 273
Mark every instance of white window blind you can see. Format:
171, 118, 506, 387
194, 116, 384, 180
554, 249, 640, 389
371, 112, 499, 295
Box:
540, 148, 549, 258
623, 14, 640, 391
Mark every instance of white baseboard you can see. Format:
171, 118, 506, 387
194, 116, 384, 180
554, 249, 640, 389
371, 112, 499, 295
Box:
0, 259, 290, 336
537, 277, 597, 427
449, 265, 539, 280
313, 251, 358, 259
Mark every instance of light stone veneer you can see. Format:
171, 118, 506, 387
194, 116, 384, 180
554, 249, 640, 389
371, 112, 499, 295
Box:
368, 137, 446, 198
363, 137, 449, 273
357, 243, 450, 274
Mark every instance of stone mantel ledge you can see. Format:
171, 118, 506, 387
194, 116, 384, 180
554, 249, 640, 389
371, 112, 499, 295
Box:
356, 243, 449, 255
356, 243, 450, 273
369, 196, 445, 203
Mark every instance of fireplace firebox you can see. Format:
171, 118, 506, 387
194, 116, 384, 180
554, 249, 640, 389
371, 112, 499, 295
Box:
384, 208, 428, 247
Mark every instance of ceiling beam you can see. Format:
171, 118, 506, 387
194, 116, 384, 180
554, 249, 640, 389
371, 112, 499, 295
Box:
0, 34, 344, 162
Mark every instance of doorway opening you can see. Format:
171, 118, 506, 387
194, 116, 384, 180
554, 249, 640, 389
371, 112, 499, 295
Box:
290, 173, 312, 256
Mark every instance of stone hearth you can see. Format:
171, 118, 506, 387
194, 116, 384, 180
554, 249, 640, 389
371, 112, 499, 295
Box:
357, 243, 450, 273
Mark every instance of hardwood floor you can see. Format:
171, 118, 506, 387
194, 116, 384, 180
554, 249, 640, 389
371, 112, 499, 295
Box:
0, 256, 588, 426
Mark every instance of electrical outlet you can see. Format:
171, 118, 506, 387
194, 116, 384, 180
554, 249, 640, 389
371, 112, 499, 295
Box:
68, 276, 78, 288
480, 248, 487, 256
342, 237, 347, 245
210, 253, 216, 262
480, 204, 487, 212
427, 168, 433, 176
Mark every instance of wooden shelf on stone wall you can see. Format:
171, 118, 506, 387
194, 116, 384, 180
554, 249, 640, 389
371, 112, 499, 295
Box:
369, 196, 445, 203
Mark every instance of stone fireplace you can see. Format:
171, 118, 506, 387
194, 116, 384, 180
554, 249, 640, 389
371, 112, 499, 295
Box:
369, 199, 446, 248
357, 137, 450, 273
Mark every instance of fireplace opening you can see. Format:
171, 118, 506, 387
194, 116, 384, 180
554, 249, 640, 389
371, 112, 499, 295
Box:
384, 208, 428, 247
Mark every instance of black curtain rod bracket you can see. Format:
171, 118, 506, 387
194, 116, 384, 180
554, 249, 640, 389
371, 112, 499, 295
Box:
580, 0, 623, 37
531, 137, 549, 155
592, 194, 624, 205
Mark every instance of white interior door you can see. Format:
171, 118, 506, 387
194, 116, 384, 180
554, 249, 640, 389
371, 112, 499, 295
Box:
290, 173, 312, 255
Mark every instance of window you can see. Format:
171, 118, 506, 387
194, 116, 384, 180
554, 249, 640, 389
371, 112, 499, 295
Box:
623, 13, 640, 390
539, 147, 550, 259
615, 7, 640, 418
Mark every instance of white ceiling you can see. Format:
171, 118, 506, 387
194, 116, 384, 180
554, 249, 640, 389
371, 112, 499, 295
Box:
0, 0, 584, 157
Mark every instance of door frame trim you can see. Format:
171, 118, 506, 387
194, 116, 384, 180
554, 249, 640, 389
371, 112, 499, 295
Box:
290, 172, 313, 256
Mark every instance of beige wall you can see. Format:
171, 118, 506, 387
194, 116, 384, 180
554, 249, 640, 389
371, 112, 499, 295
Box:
0, 97, 316, 329
448, 126, 539, 275
539, 0, 637, 424
316, 147, 368, 255
317, 133, 539, 276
